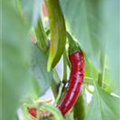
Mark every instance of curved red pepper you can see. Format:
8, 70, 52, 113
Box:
28, 50, 84, 117
57, 50, 84, 115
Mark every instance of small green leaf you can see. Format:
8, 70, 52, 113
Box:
45, 0, 66, 71
35, 17, 48, 52
30, 44, 53, 95
85, 84, 120, 120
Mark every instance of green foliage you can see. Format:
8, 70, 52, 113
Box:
101, 0, 119, 95
34, 17, 48, 51
1, 1, 34, 120
60, 0, 119, 95
30, 44, 53, 95
60, 0, 102, 69
45, 0, 66, 71
85, 83, 120, 120
21, 0, 41, 25
1, 0, 120, 120
40, 103, 65, 120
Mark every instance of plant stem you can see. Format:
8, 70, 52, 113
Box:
54, 83, 64, 104
63, 51, 67, 81
98, 51, 106, 88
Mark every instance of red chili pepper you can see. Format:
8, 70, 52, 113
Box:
28, 36, 85, 117
28, 107, 53, 119
57, 50, 84, 115
28, 107, 37, 118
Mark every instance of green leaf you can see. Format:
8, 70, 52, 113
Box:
30, 44, 53, 95
60, 0, 102, 70
60, 0, 119, 95
85, 84, 120, 120
45, 0, 66, 71
85, 59, 98, 82
1, 1, 34, 120
21, 0, 42, 25
99, 0, 119, 95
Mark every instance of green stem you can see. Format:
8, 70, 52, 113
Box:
54, 83, 64, 104
35, 17, 48, 52
63, 51, 67, 81
98, 51, 105, 88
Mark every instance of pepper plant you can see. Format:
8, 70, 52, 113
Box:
1, 0, 120, 120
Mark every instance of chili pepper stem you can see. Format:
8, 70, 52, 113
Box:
67, 32, 80, 54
